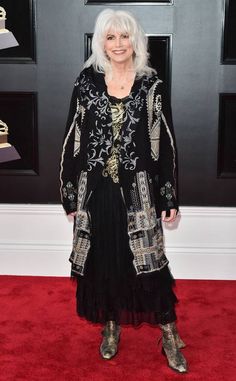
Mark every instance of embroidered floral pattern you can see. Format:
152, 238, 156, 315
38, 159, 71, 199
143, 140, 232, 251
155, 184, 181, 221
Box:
78, 72, 153, 173
87, 126, 113, 171
160, 181, 176, 208
62, 181, 75, 200
61, 181, 77, 212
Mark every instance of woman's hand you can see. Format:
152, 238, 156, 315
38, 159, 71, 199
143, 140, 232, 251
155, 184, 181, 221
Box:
161, 209, 177, 223
69, 212, 76, 217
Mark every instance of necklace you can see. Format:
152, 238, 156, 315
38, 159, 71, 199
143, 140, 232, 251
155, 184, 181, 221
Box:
105, 71, 135, 91
118, 77, 128, 90
119, 74, 134, 90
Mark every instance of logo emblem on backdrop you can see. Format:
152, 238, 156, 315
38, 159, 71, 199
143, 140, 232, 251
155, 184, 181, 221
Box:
0, 6, 19, 50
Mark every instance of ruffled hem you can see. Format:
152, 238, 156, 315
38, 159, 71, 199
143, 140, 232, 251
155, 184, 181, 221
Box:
76, 265, 177, 325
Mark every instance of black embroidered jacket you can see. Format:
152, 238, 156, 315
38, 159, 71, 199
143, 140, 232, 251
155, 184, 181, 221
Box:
60, 66, 178, 276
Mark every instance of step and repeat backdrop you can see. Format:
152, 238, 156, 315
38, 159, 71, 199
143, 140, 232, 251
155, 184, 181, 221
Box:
0, 0, 236, 206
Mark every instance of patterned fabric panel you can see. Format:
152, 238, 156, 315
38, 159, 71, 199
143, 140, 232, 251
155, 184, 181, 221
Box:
70, 171, 91, 276
127, 171, 168, 274
102, 102, 125, 183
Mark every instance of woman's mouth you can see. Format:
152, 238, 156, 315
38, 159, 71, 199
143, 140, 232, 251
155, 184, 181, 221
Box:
112, 50, 126, 54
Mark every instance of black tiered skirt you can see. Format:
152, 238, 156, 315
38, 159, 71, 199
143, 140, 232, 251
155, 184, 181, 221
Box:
76, 176, 177, 326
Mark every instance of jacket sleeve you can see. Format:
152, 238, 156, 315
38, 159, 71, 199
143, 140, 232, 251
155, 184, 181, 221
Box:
59, 80, 80, 215
157, 83, 179, 213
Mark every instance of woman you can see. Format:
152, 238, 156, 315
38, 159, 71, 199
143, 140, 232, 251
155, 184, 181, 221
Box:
60, 8, 188, 373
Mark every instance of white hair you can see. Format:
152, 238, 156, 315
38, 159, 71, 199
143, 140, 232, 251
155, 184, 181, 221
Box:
83, 8, 156, 78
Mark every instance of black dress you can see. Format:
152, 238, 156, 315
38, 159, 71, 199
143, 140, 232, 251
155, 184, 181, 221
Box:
75, 97, 178, 326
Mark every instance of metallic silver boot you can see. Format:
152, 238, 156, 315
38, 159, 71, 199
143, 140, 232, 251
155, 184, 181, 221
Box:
100, 321, 120, 360
172, 323, 186, 349
159, 322, 188, 373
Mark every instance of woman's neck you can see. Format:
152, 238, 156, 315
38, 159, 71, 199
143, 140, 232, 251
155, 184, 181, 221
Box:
105, 65, 136, 98
109, 62, 135, 80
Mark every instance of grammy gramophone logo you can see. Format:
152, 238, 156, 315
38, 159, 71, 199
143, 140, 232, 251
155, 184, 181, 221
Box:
0, 120, 20, 163
0, 120, 10, 147
0, 6, 19, 50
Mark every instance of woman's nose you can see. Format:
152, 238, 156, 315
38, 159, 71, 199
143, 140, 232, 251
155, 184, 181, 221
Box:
115, 37, 122, 47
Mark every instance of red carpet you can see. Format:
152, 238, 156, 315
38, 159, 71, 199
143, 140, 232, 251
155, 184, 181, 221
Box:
0, 276, 235, 381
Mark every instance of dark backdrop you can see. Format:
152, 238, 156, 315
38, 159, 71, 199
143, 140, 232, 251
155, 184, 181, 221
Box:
0, 0, 236, 206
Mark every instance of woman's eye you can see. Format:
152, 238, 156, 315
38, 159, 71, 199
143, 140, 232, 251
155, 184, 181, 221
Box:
121, 34, 129, 39
106, 35, 114, 40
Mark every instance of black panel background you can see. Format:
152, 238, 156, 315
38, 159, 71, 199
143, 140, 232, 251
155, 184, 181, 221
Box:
223, 0, 236, 63
217, 94, 236, 178
0, 0, 236, 206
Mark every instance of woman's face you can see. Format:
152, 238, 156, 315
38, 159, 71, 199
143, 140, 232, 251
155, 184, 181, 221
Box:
104, 30, 134, 66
